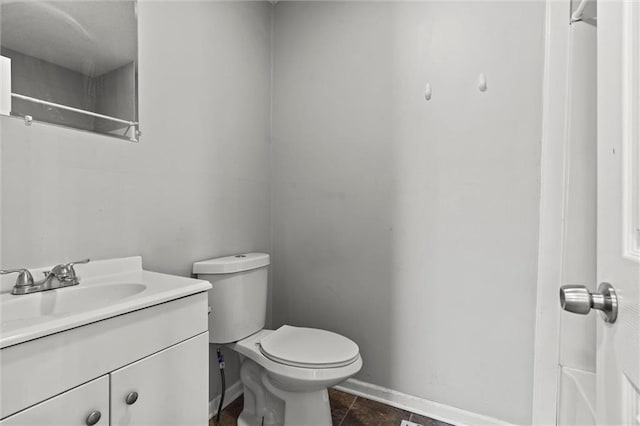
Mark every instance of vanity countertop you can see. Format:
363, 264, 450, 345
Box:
0, 256, 211, 349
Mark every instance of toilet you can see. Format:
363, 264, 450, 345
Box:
193, 253, 362, 426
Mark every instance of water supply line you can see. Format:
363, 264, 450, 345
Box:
214, 348, 226, 426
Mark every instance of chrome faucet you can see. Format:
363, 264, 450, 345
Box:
1, 259, 90, 295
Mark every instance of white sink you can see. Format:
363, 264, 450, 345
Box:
1, 282, 146, 331
0, 257, 211, 349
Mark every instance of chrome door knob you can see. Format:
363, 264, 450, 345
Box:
560, 282, 618, 323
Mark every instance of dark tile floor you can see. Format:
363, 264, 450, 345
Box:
210, 388, 452, 426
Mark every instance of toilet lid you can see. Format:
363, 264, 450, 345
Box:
259, 325, 360, 369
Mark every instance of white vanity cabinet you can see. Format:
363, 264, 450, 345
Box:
1, 332, 208, 426
0, 376, 110, 426
0, 258, 212, 424
1, 267, 211, 426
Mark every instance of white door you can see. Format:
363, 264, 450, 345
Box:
597, 0, 640, 424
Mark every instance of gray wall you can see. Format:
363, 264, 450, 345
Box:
0, 1, 272, 403
271, 2, 544, 424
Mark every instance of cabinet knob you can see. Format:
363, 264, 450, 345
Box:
86, 410, 101, 426
125, 391, 139, 405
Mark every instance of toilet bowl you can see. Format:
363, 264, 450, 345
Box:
193, 253, 362, 426
232, 328, 362, 425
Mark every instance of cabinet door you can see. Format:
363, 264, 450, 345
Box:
0, 376, 109, 426
110, 332, 208, 426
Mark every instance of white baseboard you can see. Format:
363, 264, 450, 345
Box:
335, 379, 515, 426
208, 380, 244, 420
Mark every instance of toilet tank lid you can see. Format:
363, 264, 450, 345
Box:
193, 253, 270, 274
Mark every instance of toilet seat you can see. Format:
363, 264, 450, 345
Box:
259, 325, 360, 369
231, 328, 363, 394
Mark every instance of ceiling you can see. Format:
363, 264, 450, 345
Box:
0, 1, 137, 76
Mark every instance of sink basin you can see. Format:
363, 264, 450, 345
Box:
0, 283, 146, 331
0, 256, 212, 349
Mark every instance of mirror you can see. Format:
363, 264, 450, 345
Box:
0, 1, 139, 141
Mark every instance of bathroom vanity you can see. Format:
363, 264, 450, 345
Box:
0, 257, 211, 426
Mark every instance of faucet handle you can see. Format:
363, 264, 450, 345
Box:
66, 259, 90, 277
51, 259, 90, 282
66, 259, 90, 268
0, 268, 35, 287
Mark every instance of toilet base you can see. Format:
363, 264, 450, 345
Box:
228, 329, 362, 426
237, 358, 333, 426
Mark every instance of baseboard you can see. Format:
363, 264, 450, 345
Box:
335, 379, 515, 426
208, 380, 244, 419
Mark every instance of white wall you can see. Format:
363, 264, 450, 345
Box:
0, 0, 272, 404
271, 2, 545, 424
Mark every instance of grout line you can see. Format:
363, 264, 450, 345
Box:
338, 394, 358, 426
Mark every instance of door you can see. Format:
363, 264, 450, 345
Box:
597, 0, 640, 424
110, 332, 208, 426
0, 376, 109, 426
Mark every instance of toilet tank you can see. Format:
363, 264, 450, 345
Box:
193, 253, 269, 344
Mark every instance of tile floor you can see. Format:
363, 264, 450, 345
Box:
211, 388, 452, 426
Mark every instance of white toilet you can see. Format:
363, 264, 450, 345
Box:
193, 253, 362, 426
